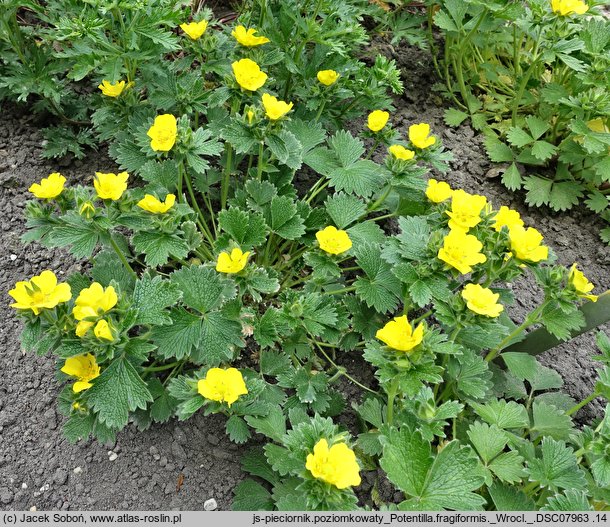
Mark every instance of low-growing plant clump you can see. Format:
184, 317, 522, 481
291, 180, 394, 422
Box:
5, 0, 610, 513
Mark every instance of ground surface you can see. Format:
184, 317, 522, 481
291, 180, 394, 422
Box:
1, 23, 609, 512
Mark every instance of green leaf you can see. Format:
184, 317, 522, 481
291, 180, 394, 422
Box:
381, 428, 486, 511
467, 422, 507, 464
195, 309, 243, 365
148, 378, 178, 423
501, 352, 539, 381
489, 451, 527, 484
325, 192, 366, 229
328, 161, 384, 198
502, 163, 523, 191
585, 191, 609, 214
92, 250, 136, 292
484, 137, 514, 163
86, 357, 153, 429
531, 401, 573, 440
488, 482, 536, 511
132, 231, 189, 267
471, 399, 529, 430
541, 490, 593, 511
530, 364, 563, 392
526, 116, 551, 141
540, 305, 585, 340
527, 437, 587, 491
265, 196, 306, 240
64, 414, 95, 443
354, 243, 402, 313
329, 129, 365, 166
549, 181, 584, 212
48, 217, 100, 258
264, 444, 302, 476
524, 176, 553, 207
140, 159, 179, 192
232, 480, 274, 511
444, 108, 469, 127
507, 127, 534, 148
170, 266, 236, 314
218, 207, 268, 249
447, 349, 492, 400
531, 141, 557, 161
150, 308, 203, 360
132, 273, 182, 326
226, 415, 251, 444
245, 406, 286, 442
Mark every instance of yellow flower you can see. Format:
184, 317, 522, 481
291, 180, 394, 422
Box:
388, 144, 415, 161
261, 93, 294, 120
317, 70, 340, 86
98, 80, 126, 97
137, 194, 176, 214
60, 354, 100, 393
198, 367, 248, 407
9, 270, 71, 315
72, 283, 118, 337
94, 171, 129, 201
316, 226, 352, 255
425, 178, 452, 203
246, 110, 255, 124
306, 439, 361, 489
587, 118, 609, 134
375, 315, 425, 352
28, 172, 66, 199
180, 20, 208, 40
509, 225, 548, 263
147, 114, 178, 152
569, 263, 598, 302
216, 248, 250, 274
551, 0, 589, 16
461, 283, 504, 317
367, 110, 390, 132
94, 319, 115, 341
409, 123, 436, 149
232, 58, 268, 92
446, 189, 488, 232
231, 25, 270, 47
438, 229, 487, 274
493, 206, 524, 232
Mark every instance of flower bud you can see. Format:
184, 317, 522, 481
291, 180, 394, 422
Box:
79, 200, 96, 219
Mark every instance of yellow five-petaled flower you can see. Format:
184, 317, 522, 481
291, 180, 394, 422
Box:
316, 226, 352, 255
493, 206, 524, 232
231, 25, 270, 46
9, 270, 72, 315
409, 123, 436, 149
425, 179, 452, 203
261, 93, 294, 121
28, 172, 66, 199
61, 354, 101, 393
376, 315, 425, 353
508, 225, 548, 263
461, 283, 504, 318
388, 145, 415, 161
367, 110, 390, 132
137, 194, 176, 214
232, 58, 268, 92
198, 367, 248, 407
147, 114, 178, 152
180, 20, 208, 40
216, 248, 250, 274
98, 80, 127, 98
551, 0, 589, 16
569, 263, 598, 302
305, 439, 361, 489
438, 229, 487, 274
72, 282, 118, 338
445, 189, 488, 232
94, 171, 129, 201
317, 70, 340, 86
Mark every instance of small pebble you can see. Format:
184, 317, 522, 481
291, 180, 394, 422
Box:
21, 483, 27, 489
9, 254, 17, 261
30, 506, 37, 512
108, 452, 118, 462
204, 498, 217, 511
73, 466, 82, 474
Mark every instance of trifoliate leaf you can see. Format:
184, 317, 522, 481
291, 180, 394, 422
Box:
264, 196, 306, 240
447, 348, 492, 400
217, 207, 269, 249
325, 192, 366, 229
524, 175, 553, 207
170, 266, 236, 314
303, 251, 341, 280
245, 180, 277, 209
329, 161, 385, 198
484, 136, 514, 163
507, 127, 534, 148
471, 399, 529, 430
132, 273, 182, 326
254, 308, 282, 348
467, 422, 508, 464
527, 437, 587, 491
531, 141, 557, 161
526, 116, 551, 140
354, 242, 402, 313
549, 181, 584, 212
381, 428, 486, 511
86, 357, 153, 429
150, 307, 203, 360
346, 221, 386, 247
132, 231, 190, 267
260, 350, 292, 377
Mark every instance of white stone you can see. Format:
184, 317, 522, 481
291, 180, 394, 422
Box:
9, 254, 17, 261
73, 467, 82, 474
21, 483, 27, 489
204, 498, 217, 511
30, 506, 37, 512
108, 452, 118, 462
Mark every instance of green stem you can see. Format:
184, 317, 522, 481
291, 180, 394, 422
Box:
221, 144, 233, 209
386, 380, 399, 425
368, 185, 392, 212
323, 285, 356, 296
566, 391, 599, 417
182, 164, 215, 245
365, 212, 396, 223
143, 360, 181, 373
257, 141, 265, 181
365, 138, 381, 160
314, 100, 327, 122
314, 342, 377, 394
109, 236, 137, 279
